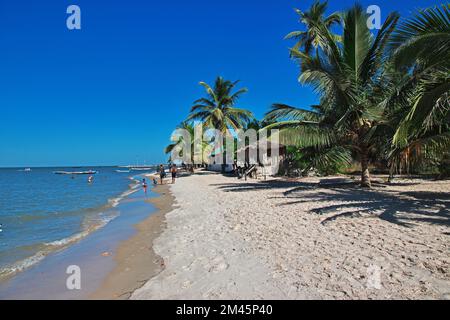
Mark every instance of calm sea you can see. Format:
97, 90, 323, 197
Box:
0, 166, 152, 279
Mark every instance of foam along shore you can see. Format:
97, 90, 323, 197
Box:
91, 183, 174, 299
132, 171, 450, 300
0, 179, 166, 299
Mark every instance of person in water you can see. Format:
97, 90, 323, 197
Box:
142, 178, 148, 193
171, 164, 177, 184
159, 164, 166, 185
88, 175, 94, 184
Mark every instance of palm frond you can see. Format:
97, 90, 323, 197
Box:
390, 4, 450, 68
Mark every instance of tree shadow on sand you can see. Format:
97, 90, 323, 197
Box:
212, 179, 450, 229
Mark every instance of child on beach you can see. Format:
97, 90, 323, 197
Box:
142, 178, 148, 193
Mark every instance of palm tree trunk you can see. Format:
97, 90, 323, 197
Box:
388, 166, 395, 184
360, 151, 371, 188
221, 135, 227, 173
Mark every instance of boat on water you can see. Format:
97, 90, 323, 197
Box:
130, 167, 154, 171
115, 170, 131, 173
54, 170, 98, 175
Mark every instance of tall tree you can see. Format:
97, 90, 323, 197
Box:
385, 4, 450, 176
266, 5, 400, 187
285, 0, 341, 55
188, 77, 253, 171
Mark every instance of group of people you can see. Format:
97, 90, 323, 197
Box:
158, 164, 177, 184
141, 164, 178, 192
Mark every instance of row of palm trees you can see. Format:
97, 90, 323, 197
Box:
166, 1, 450, 188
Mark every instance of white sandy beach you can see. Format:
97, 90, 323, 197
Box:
132, 172, 450, 300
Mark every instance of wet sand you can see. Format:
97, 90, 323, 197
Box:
91, 182, 175, 299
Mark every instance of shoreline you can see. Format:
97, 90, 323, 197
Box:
0, 174, 172, 299
91, 180, 175, 300
0, 172, 141, 283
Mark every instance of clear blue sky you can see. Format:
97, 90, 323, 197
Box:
0, 0, 441, 167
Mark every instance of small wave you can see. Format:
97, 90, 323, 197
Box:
0, 176, 142, 281
0, 251, 48, 281
109, 184, 140, 208
0, 213, 117, 281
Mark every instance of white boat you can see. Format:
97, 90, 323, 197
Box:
116, 170, 131, 173
54, 170, 98, 175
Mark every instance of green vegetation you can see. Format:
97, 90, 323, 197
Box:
166, 2, 450, 186
189, 76, 253, 172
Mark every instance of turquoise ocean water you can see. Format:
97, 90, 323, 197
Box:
0, 166, 152, 279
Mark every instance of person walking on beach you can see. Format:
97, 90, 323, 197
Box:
142, 178, 148, 194
159, 164, 166, 185
171, 164, 177, 184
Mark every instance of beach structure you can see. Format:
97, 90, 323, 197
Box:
206, 138, 286, 177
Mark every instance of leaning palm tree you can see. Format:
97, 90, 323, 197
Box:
266, 4, 401, 187
285, 0, 341, 55
188, 76, 254, 171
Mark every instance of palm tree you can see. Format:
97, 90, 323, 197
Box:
266, 5, 401, 187
285, 0, 341, 55
188, 76, 254, 171
385, 4, 450, 176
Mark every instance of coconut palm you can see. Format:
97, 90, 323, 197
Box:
385, 4, 450, 175
188, 77, 253, 130
266, 4, 401, 187
285, 0, 341, 55
188, 76, 254, 171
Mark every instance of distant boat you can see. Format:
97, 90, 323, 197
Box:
116, 170, 130, 173
119, 164, 156, 171
24, 168, 31, 172
130, 167, 154, 171
54, 170, 98, 175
